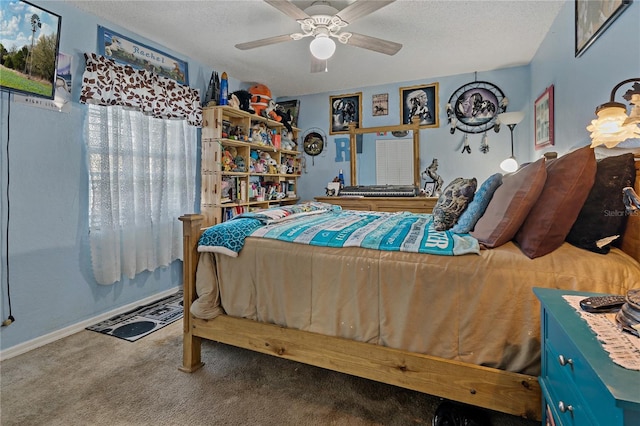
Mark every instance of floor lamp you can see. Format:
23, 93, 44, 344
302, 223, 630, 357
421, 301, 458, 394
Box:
498, 111, 525, 173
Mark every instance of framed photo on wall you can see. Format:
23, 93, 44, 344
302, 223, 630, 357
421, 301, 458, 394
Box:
330, 92, 362, 134
372, 93, 388, 116
277, 99, 300, 128
535, 85, 554, 150
399, 83, 439, 128
98, 26, 189, 84
575, 0, 632, 57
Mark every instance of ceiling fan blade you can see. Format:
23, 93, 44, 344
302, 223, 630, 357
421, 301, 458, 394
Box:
346, 32, 402, 56
235, 34, 294, 50
310, 56, 327, 73
336, 0, 395, 24
264, 0, 310, 20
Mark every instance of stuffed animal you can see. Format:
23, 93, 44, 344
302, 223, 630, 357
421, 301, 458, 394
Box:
267, 158, 278, 174
265, 99, 281, 121
234, 155, 246, 172
273, 105, 294, 134
222, 150, 236, 171
251, 122, 270, 145
249, 84, 272, 117
229, 90, 254, 114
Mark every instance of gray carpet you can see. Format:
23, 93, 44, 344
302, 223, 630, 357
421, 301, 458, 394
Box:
1, 320, 538, 426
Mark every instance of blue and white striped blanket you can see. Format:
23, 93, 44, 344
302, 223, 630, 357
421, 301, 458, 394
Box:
198, 203, 480, 257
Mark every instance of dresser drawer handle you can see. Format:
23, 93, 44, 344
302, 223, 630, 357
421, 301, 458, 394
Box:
558, 401, 574, 414
558, 354, 573, 366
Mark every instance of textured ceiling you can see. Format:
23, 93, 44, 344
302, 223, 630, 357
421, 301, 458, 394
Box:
64, 0, 565, 97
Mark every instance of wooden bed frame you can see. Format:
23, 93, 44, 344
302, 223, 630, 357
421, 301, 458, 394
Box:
178, 156, 640, 421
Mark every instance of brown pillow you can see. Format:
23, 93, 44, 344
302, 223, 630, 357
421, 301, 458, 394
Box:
514, 145, 596, 258
471, 159, 547, 248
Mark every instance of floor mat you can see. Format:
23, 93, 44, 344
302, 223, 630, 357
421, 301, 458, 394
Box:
86, 291, 183, 342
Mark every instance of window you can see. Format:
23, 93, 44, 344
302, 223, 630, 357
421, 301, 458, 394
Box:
86, 104, 196, 285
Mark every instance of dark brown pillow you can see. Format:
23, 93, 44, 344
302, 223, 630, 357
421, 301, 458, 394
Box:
514, 145, 596, 258
471, 158, 547, 248
565, 153, 636, 253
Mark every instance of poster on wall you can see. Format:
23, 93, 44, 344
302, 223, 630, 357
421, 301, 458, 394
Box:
575, 0, 632, 57
97, 26, 189, 85
13, 51, 72, 112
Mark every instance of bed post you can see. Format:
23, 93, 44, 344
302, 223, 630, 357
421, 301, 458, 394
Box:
178, 214, 205, 372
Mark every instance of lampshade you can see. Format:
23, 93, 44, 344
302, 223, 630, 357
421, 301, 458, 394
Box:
500, 156, 518, 173
309, 35, 336, 60
587, 78, 640, 148
497, 111, 525, 126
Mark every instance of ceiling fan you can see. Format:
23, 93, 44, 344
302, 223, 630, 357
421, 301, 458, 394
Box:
235, 0, 402, 72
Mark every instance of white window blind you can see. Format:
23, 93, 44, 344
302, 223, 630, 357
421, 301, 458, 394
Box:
375, 138, 414, 185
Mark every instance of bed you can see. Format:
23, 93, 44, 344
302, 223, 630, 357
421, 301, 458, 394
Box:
179, 153, 640, 420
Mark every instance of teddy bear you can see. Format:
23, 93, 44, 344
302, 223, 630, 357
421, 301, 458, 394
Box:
264, 99, 281, 121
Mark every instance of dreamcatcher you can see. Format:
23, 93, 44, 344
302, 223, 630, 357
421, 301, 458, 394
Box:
446, 79, 508, 154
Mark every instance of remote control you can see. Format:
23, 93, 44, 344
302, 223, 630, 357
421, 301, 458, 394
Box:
579, 295, 626, 313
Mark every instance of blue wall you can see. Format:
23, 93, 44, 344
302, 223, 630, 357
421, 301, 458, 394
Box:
0, 1, 234, 352
1, 0, 638, 353
285, 0, 639, 201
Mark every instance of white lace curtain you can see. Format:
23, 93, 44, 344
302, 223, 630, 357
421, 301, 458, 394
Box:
80, 53, 200, 285
85, 104, 197, 285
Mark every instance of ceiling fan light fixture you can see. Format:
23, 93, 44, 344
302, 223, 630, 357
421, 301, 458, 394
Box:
309, 34, 336, 60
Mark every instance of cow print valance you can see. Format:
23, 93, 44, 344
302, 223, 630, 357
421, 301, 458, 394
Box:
80, 53, 202, 127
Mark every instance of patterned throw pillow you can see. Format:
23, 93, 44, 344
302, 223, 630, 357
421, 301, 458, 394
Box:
432, 177, 478, 231
451, 173, 503, 234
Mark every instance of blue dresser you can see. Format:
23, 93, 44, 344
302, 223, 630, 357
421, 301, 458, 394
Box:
534, 288, 640, 426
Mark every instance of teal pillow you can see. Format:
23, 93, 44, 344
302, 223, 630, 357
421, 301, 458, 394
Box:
451, 173, 503, 234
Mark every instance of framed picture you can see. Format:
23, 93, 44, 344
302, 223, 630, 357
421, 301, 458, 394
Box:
423, 182, 435, 197
400, 83, 439, 128
277, 99, 300, 128
535, 85, 554, 150
372, 93, 388, 116
97, 26, 189, 85
330, 92, 362, 134
575, 0, 632, 57
0, 0, 62, 100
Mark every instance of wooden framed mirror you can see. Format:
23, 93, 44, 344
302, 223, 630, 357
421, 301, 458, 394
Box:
348, 122, 421, 187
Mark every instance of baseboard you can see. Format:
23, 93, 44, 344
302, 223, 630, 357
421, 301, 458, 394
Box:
0, 287, 180, 361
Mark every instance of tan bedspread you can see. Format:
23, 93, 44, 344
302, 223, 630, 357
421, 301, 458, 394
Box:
192, 238, 640, 376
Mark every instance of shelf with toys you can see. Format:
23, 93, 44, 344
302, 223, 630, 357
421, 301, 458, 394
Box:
200, 105, 301, 225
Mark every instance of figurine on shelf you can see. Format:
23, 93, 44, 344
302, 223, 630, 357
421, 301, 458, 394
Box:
422, 158, 444, 196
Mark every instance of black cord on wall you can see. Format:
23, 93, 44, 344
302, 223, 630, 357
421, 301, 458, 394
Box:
2, 96, 15, 327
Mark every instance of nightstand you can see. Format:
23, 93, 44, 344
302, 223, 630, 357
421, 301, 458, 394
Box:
534, 288, 640, 426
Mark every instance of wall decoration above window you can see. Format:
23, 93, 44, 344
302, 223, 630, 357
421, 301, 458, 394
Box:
400, 83, 439, 128
446, 81, 507, 134
575, 0, 632, 58
330, 92, 362, 134
97, 26, 189, 85
535, 85, 554, 150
